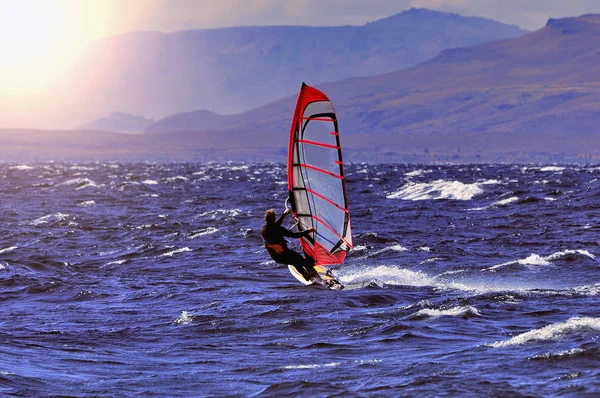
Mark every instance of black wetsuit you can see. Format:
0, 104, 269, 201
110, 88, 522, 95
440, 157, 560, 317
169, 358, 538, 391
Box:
262, 212, 317, 280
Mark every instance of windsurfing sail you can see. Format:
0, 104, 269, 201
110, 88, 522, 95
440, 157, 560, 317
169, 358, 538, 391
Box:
287, 82, 352, 266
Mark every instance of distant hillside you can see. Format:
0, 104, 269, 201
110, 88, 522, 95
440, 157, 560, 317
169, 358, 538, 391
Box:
80, 112, 155, 133
146, 14, 600, 163
60, 8, 525, 127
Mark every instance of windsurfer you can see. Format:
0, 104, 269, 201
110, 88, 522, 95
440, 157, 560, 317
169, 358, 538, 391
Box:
261, 208, 318, 281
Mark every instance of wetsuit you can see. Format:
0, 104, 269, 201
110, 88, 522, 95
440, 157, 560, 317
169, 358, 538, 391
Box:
262, 212, 317, 280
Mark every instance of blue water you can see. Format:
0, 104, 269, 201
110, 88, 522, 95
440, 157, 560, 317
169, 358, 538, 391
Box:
1, 162, 599, 396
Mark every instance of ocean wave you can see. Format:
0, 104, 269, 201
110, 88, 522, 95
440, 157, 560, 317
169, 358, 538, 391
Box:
161, 247, 192, 257
59, 178, 98, 190
32, 213, 70, 225
489, 317, 600, 348
10, 165, 34, 170
341, 265, 435, 288
387, 180, 484, 200
189, 227, 218, 239
166, 176, 188, 183
173, 311, 193, 325
412, 305, 480, 319
0, 246, 17, 254
493, 196, 519, 206
484, 250, 595, 271
283, 362, 341, 370
529, 347, 587, 361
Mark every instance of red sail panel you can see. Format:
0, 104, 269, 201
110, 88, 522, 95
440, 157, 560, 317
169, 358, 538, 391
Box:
287, 83, 352, 267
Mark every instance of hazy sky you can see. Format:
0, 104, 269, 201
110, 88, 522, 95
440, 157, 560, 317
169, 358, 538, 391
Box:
2, 0, 600, 127
105, 0, 600, 33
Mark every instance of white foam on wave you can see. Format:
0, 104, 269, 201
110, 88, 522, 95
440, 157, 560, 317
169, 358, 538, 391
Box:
166, 176, 188, 183
0, 263, 6, 270
59, 178, 97, 190
103, 259, 126, 267
10, 165, 33, 170
283, 362, 341, 370
143, 180, 159, 185
0, 246, 17, 254
540, 166, 566, 172
413, 305, 480, 318
198, 209, 242, 219
78, 200, 96, 206
375, 244, 408, 254
530, 347, 586, 361
489, 317, 600, 348
189, 227, 218, 239
572, 283, 600, 296
493, 196, 519, 206
387, 180, 484, 200
161, 247, 192, 257
405, 169, 432, 177
341, 265, 435, 288
173, 311, 193, 325
341, 264, 539, 294
484, 249, 595, 271
32, 213, 70, 225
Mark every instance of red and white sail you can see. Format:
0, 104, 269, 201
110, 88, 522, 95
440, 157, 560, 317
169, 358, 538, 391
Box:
287, 83, 352, 266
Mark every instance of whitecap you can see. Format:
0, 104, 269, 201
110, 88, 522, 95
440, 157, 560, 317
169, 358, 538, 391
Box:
189, 227, 218, 239
103, 259, 126, 267
173, 311, 193, 325
161, 247, 192, 257
59, 178, 97, 190
489, 317, 600, 348
197, 209, 242, 219
540, 166, 566, 172
413, 305, 480, 318
78, 200, 96, 206
0, 246, 17, 254
368, 244, 409, 257
493, 196, 519, 206
32, 213, 70, 225
143, 180, 159, 185
283, 362, 341, 370
166, 176, 188, 183
387, 180, 484, 200
10, 165, 33, 170
530, 347, 586, 360
341, 265, 434, 288
405, 169, 431, 177
484, 249, 594, 271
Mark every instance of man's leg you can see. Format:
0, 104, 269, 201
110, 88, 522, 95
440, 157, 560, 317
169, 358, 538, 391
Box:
280, 249, 315, 280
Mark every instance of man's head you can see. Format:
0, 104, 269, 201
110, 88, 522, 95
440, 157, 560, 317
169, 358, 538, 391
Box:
264, 209, 276, 224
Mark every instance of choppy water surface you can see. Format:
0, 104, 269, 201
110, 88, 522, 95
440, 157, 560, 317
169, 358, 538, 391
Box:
1, 162, 599, 396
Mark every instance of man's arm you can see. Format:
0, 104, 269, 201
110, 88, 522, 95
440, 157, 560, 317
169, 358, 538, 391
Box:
279, 226, 316, 239
275, 209, 290, 226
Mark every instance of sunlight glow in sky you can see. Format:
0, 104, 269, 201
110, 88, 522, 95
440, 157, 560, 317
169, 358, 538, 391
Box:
0, 0, 112, 98
1, 0, 600, 128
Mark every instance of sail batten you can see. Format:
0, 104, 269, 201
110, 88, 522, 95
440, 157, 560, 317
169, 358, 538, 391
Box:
287, 83, 352, 267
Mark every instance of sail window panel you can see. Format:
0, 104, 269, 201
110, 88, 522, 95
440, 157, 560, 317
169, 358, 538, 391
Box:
316, 226, 339, 253
293, 190, 311, 217
302, 119, 338, 148
311, 195, 347, 242
303, 101, 334, 119
304, 168, 345, 211
302, 145, 341, 178
297, 215, 314, 234
292, 166, 305, 189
